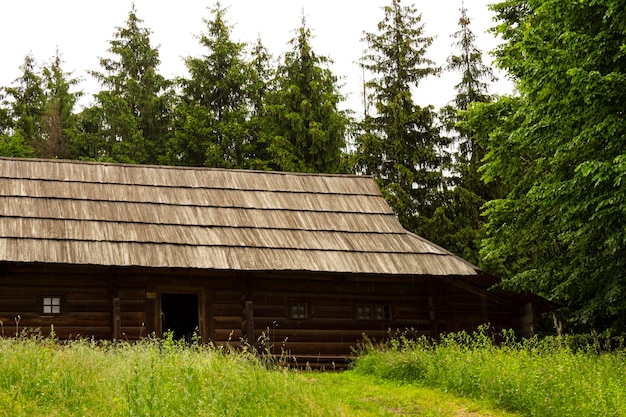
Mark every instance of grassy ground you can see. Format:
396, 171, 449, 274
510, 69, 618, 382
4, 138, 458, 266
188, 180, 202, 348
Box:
1, 328, 624, 416
0, 332, 516, 417
351, 328, 626, 417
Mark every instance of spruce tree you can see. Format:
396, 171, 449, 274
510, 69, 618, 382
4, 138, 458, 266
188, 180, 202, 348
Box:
423, 4, 498, 263
262, 16, 350, 173
354, 0, 447, 233
41, 50, 82, 159
83, 5, 171, 164
168, 2, 251, 168
3, 54, 46, 157
1, 52, 81, 159
245, 37, 275, 169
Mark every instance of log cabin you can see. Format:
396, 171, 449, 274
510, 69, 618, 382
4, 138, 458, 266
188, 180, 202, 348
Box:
0, 157, 544, 364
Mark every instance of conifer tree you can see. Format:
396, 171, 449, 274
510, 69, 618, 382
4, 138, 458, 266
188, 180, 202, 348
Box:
3, 54, 45, 157
168, 2, 252, 168
422, 4, 498, 263
245, 37, 275, 169
1, 52, 81, 159
82, 5, 171, 164
354, 0, 447, 233
41, 50, 82, 159
262, 16, 350, 173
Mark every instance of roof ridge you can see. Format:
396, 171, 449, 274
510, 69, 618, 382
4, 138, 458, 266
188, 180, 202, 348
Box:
0, 157, 373, 179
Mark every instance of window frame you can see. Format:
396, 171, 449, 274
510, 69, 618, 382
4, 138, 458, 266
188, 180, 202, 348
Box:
40, 296, 64, 316
287, 301, 310, 320
355, 303, 392, 321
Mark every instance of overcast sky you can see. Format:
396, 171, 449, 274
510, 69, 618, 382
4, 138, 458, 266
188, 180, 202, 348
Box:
1, 0, 512, 112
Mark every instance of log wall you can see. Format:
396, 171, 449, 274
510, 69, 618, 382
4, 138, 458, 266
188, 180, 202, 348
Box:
0, 263, 530, 359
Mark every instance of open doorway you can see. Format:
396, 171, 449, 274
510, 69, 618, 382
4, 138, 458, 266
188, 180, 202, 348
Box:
160, 293, 199, 342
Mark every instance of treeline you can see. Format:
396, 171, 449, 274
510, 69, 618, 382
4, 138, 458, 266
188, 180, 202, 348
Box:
2, 0, 626, 336
0, 1, 488, 258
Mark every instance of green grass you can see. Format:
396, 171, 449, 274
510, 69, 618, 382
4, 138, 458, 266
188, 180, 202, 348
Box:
351, 327, 626, 417
0, 331, 516, 417
6, 327, 623, 416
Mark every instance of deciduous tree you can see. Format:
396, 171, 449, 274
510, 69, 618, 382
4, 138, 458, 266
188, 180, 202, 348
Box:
484, 0, 626, 333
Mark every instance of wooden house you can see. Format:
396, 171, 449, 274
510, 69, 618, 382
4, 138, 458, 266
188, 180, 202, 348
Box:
0, 157, 543, 362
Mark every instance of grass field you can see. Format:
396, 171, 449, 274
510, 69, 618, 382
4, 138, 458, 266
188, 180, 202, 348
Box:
0, 327, 624, 416
352, 327, 626, 417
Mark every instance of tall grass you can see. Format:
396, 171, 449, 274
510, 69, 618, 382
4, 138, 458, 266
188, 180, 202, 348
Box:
352, 327, 626, 417
0, 331, 345, 417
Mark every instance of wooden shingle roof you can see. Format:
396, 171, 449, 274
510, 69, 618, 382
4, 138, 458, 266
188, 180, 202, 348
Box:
0, 157, 480, 276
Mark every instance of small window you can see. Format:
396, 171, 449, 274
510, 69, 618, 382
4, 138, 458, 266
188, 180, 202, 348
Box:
42, 296, 62, 315
356, 303, 391, 321
375, 304, 391, 321
357, 304, 372, 320
288, 301, 308, 320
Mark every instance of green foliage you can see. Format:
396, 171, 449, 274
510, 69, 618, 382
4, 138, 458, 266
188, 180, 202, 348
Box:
2, 54, 46, 156
425, 5, 498, 264
0, 52, 81, 159
353, 328, 626, 417
482, 0, 626, 333
40, 50, 82, 159
353, 0, 449, 233
82, 5, 172, 164
262, 16, 350, 173
167, 2, 257, 169
0, 332, 519, 417
0, 131, 34, 158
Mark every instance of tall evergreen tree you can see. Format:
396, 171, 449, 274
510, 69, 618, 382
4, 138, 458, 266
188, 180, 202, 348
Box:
1, 52, 81, 159
168, 2, 251, 168
483, 0, 626, 333
0, 86, 34, 157
3, 54, 46, 157
245, 36, 275, 169
353, 0, 447, 233
40, 50, 82, 159
423, 4, 498, 263
262, 16, 350, 173
82, 5, 171, 164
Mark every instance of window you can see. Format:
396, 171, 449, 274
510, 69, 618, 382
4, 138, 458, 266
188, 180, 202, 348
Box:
375, 304, 391, 321
356, 304, 372, 320
288, 301, 308, 320
356, 303, 391, 321
42, 296, 62, 315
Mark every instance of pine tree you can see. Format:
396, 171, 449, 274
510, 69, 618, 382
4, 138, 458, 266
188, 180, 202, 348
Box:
83, 5, 171, 164
262, 16, 350, 173
168, 2, 251, 168
354, 0, 447, 233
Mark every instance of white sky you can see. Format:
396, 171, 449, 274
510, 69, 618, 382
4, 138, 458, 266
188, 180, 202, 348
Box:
0, 0, 512, 113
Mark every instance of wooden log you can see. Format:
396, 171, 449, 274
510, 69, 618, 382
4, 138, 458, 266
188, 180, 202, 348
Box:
112, 297, 121, 340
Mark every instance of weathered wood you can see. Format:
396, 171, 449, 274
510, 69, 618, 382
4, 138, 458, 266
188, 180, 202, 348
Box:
0, 260, 545, 357
244, 301, 255, 343
112, 297, 121, 340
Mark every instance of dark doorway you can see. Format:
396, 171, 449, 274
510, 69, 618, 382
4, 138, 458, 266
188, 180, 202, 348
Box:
161, 293, 199, 342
